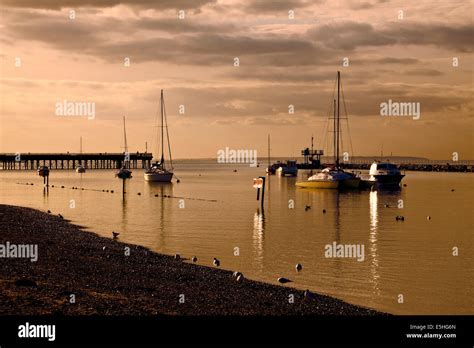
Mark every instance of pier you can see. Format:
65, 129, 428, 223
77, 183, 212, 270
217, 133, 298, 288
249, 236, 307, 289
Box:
0, 153, 153, 170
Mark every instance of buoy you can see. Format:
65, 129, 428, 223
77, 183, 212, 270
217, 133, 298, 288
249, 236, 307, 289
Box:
112, 231, 120, 239
191, 256, 197, 262
177, 179, 180, 183
305, 205, 311, 211
111, 190, 114, 193
451, 189, 455, 192
384, 204, 389, 208
278, 277, 292, 284
295, 263, 302, 272
427, 216, 431, 220
395, 216, 405, 221
213, 258, 220, 267
137, 192, 141, 195
322, 209, 326, 214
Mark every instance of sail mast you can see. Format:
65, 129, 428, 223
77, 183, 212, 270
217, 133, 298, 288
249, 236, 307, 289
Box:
268, 134, 270, 168
123, 116, 129, 168
160, 89, 165, 166
333, 98, 336, 164
336, 71, 341, 166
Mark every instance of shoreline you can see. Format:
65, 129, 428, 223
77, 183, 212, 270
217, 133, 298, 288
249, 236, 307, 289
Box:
0, 204, 385, 315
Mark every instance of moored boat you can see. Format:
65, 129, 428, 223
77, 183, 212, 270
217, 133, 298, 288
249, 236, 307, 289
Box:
115, 116, 132, 179
359, 161, 405, 188
276, 160, 298, 177
144, 90, 174, 183
296, 71, 360, 190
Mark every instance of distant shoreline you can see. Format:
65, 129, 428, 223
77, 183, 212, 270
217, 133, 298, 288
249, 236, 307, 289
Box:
0, 204, 384, 316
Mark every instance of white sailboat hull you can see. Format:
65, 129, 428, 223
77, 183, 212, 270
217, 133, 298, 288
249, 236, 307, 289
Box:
144, 172, 173, 182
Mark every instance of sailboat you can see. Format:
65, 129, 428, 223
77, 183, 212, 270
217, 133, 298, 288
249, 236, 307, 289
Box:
144, 90, 174, 183
76, 136, 86, 173
115, 116, 132, 179
296, 71, 360, 189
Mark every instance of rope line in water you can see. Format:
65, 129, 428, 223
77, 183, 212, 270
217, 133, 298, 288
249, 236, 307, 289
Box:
15, 183, 218, 202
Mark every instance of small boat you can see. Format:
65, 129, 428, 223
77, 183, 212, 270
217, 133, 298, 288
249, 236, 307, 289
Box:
265, 134, 276, 175
296, 71, 360, 189
360, 161, 405, 188
115, 116, 132, 179
144, 90, 174, 183
276, 160, 298, 176
296, 167, 359, 189
37, 166, 50, 177
116, 167, 132, 179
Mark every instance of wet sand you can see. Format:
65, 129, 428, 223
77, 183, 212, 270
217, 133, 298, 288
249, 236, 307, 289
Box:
0, 204, 384, 315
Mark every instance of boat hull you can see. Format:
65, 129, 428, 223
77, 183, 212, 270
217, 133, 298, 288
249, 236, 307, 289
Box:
340, 178, 361, 189
144, 172, 173, 182
296, 180, 339, 189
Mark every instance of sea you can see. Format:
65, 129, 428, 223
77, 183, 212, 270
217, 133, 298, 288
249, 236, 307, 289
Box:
0, 162, 472, 314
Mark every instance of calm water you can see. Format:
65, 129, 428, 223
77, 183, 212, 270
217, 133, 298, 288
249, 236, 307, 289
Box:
0, 164, 472, 314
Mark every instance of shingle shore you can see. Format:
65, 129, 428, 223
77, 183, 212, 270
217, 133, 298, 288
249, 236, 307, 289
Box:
0, 204, 385, 315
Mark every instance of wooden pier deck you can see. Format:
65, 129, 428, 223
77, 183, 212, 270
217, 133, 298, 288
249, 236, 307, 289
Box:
0, 153, 153, 170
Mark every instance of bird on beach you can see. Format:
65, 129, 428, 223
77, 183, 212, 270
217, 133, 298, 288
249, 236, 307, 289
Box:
305, 205, 311, 211
191, 256, 197, 262
304, 289, 315, 300
58, 214, 64, 219
232, 271, 242, 279
295, 263, 302, 272
47, 210, 51, 214
112, 231, 120, 239
236, 274, 244, 282
278, 277, 292, 284
213, 258, 220, 267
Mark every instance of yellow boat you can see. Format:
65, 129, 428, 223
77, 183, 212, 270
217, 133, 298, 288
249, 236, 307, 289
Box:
296, 180, 339, 189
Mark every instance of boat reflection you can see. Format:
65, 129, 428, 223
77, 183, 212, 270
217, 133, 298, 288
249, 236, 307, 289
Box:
252, 209, 265, 267
369, 190, 380, 297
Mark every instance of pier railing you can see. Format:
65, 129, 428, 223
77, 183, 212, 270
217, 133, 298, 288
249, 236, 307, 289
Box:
0, 153, 153, 170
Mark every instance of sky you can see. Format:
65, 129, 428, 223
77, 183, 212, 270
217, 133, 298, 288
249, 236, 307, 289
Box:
0, 0, 472, 160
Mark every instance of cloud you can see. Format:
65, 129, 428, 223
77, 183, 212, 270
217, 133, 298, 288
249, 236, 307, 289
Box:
0, 0, 216, 10
308, 21, 473, 52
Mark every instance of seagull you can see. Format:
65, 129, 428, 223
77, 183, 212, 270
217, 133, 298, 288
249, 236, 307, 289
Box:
236, 274, 244, 282
304, 289, 315, 300
232, 271, 242, 279
191, 256, 197, 262
47, 210, 51, 214
174, 254, 181, 261
213, 258, 220, 267
112, 231, 120, 239
305, 205, 311, 211
278, 277, 292, 284
58, 214, 64, 219
295, 263, 302, 272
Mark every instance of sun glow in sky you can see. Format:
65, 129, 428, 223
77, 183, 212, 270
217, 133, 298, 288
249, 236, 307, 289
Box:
0, 0, 472, 159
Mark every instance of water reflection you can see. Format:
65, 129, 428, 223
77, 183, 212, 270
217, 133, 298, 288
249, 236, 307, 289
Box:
369, 190, 380, 296
252, 209, 265, 267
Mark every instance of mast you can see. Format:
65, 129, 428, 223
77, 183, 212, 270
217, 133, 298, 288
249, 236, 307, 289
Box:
160, 89, 165, 166
333, 98, 336, 164
267, 134, 270, 168
336, 71, 340, 166
123, 116, 128, 168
